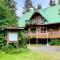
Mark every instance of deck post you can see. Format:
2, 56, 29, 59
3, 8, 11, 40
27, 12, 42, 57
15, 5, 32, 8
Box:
28, 27, 31, 46
47, 39, 49, 46
36, 27, 38, 45
36, 38, 38, 45
29, 39, 30, 46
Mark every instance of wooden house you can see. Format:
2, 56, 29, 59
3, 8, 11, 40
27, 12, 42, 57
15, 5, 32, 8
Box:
18, 5, 60, 45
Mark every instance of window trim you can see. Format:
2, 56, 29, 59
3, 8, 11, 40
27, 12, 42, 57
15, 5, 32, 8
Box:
41, 27, 47, 33
31, 27, 36, 33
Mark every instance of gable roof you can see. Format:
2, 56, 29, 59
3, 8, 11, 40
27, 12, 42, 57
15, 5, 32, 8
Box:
18, 10, 34, 27
18, 5, 60, 27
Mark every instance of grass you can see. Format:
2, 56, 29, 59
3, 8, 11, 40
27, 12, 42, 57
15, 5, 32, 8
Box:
0, 49, 60, 60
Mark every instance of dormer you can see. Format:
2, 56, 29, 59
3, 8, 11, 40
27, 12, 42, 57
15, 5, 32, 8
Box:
30, 12, 46, 25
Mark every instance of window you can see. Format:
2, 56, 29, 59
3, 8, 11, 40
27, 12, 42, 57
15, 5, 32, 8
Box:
41, 27, 46, 33
31, 27, 36, 33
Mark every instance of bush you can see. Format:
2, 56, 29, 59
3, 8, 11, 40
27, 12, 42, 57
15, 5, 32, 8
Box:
0, 30, 27, 53
19, 31, 27, 48
49, 39, 60, 46
1, 45, 15, 53
1, 44, 29, 54
0, 31, 6, 49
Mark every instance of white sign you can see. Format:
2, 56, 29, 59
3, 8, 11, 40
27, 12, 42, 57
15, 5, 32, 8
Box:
8, 32, 18, 41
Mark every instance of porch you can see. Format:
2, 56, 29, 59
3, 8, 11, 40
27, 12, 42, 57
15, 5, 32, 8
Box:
25, 25, 60, 39
27, 38, 50, 46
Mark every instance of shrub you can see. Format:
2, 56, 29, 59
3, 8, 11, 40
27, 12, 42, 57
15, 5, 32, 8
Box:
0, 30, 27, 53
1, 44, 29, 54
49, 39, 60, 46
19, 31, 27, 48
0, 31, 6, 49
1, 45, 15, 53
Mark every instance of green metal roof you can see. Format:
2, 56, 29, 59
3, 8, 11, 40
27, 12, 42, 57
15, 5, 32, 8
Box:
18, 10, 34, 27
18, 5, 60, 27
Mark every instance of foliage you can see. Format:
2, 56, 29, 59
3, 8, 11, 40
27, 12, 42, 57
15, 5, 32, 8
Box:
0, 0, 18, 52
23, 0, 33, 12
1, 45, 15, 53
49, 39, 60, 45
58, 0, 60, 4
49, 0, 56, 6
1, 44, 29, 54
19, 31, 27, 48
0, 31, 6, 48
37, 4, 42, 9
0, 0, 17, 27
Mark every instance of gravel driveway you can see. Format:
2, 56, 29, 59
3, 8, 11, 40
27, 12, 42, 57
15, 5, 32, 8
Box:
28, 45, 60, 52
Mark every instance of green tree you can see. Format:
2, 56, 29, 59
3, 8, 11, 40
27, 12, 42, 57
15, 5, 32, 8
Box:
37, 4, 42, 9
0, 0, 17, 28
58, 0, 60, 4
23, 0, 33, 13
49, 0, 56, 6
19, 31, 27, 48
0, 0, 17, 48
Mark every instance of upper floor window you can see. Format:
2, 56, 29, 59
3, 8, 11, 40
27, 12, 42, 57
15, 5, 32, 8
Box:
31, 16, 45, 25
41, 27, 46, 33
31, 27, 36, 33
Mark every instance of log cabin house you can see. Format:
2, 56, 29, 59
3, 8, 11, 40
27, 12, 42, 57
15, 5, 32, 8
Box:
18, 5, 60, 45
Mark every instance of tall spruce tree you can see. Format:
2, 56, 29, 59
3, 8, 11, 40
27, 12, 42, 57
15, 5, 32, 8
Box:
5, 0, 17, 19
37, 4, 42, 9
49, 0, 56, 6
23, 0, 33, 12
58, 0, 60, 4
0, 0, 17, 27
0, 0, 17, 46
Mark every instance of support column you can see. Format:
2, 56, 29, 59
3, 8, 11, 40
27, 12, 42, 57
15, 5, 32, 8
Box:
59, 26, 60, 37
28, 27, 30, 46
47, 39, 49, 46
36, 27, 38, 45
36, 38, 38, 45
29, 39, 30, 46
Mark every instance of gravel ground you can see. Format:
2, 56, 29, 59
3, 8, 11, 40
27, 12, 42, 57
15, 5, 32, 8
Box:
28, 45, 60, 52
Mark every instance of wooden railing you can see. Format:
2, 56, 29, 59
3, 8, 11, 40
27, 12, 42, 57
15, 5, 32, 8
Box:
25, 31, 60, 39
25, 20, 43, 26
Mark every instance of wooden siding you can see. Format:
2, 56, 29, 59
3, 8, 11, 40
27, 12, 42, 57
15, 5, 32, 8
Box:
25, 25, 60, 39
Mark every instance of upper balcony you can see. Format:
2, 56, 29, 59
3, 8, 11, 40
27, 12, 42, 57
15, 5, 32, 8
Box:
25, 19, 45, 26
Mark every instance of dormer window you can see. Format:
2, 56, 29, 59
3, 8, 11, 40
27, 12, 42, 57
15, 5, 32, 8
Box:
30, 12, 45, 25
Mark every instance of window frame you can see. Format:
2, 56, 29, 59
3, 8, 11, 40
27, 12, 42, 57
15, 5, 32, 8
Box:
41, 27, 47, 33
7, 32, 18, 42
31, 27, 36, 33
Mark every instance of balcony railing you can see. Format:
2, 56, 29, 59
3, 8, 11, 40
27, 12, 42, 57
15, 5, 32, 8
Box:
25, 19, 45, 26
25, 20, 36, 26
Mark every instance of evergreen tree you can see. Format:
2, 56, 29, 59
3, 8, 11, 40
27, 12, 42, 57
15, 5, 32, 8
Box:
49, 0, 56, 6
37, 4, 42, 9
0, 0, 17, 47
58, 0, 60, 4
23, 0, 33, 12
5, 0, 17, 18
0, 0, 17, 27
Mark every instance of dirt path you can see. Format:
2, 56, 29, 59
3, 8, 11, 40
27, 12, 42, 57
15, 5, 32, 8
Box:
28, 45, 60, 52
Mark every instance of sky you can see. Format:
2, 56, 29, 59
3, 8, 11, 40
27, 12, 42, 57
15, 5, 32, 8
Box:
15, 0, 58, 17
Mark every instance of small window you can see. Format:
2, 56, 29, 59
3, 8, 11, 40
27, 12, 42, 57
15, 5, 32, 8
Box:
41, 27, 46, 33
31, 28, 36, 33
